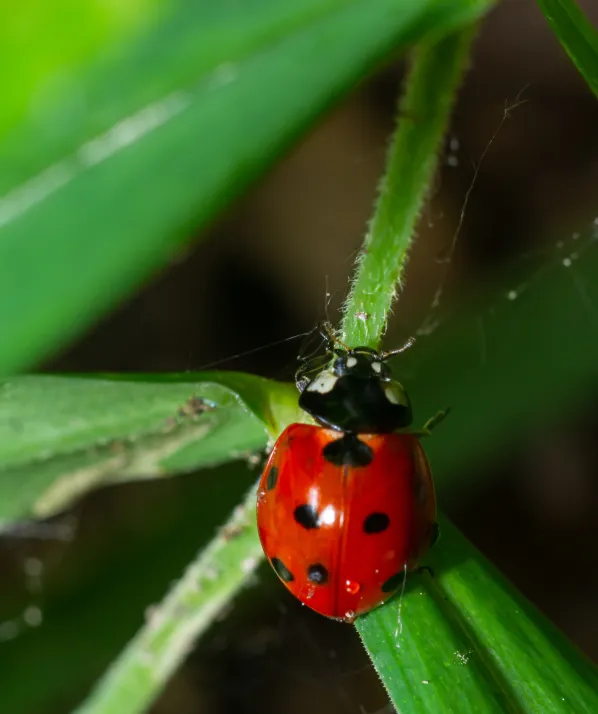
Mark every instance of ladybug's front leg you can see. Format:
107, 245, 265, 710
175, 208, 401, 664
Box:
415, 565, 436, 579
411, 408, 451, 438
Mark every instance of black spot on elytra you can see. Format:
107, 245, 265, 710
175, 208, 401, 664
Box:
381, 571, 406, 593
271, 557, 294, 583
322, 434, 374, 467
294, 504, 320, 529
266, 466, 279, 491
430, 522, 440, 547
307, 563, 329, 585
363, 512, 390, 534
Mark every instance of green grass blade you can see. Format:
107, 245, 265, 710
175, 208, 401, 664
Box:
357, 518, 598, 713
0, 373, 298, 525
0, 0, 494, 377
536, 0, 598, 97
341, 26, 476, 347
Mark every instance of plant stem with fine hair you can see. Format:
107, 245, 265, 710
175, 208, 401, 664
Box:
341, 27, 476, 349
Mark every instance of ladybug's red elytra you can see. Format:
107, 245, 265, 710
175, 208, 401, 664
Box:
256, 334, 440, 623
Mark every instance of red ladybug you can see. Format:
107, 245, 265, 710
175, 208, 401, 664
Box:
256, 343, 439, 623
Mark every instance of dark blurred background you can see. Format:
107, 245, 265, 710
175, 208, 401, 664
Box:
2, 2, 598, 712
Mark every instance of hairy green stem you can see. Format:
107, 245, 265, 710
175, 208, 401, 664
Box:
340, 27, 476, 348
73, 485, 262, 714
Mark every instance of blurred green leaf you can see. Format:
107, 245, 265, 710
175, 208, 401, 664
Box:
398, 232, 598, 500
0, 0, 494, 376
1, 0, 168, 138
357, 518, 598, 713
0, 372, 298, 524
536, 0, 598, 97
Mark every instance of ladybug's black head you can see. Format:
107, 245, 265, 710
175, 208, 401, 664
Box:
331, 346, 391, 381
297, 343, 412, 434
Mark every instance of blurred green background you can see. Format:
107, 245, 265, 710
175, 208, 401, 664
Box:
1, 1, 598, 713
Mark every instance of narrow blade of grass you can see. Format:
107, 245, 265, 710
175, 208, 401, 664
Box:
357, 518, 598, 713
536, 0, 598, 97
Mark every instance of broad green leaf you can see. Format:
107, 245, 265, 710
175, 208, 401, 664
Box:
0, 372, 298, 524
536, 0, 598, 97
0, 0, 495, 376
0, 1, 168, 138
357, 518, 598, 713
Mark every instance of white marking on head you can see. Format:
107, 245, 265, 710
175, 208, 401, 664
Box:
306, 371, 338, 394
346, 356, 358, 368
371, 361, 382, 374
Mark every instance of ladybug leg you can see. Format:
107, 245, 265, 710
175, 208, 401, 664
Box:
416, 408, 451, 437
415, 565, 436, 578
295, 352, 330, 392
430, 522, 440, 548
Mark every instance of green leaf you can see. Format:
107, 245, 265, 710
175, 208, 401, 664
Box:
0, 1, 169, 139
357, 518, 598, 713
0, 372, 298, 525
0, 0, 495, 377
536, 0, 598, 97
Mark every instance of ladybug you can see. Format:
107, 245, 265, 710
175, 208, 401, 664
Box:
257, 339, 440, 623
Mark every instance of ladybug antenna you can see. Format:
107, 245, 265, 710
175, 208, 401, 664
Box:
380, 336, 416, 361
197, 330, 312, 370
